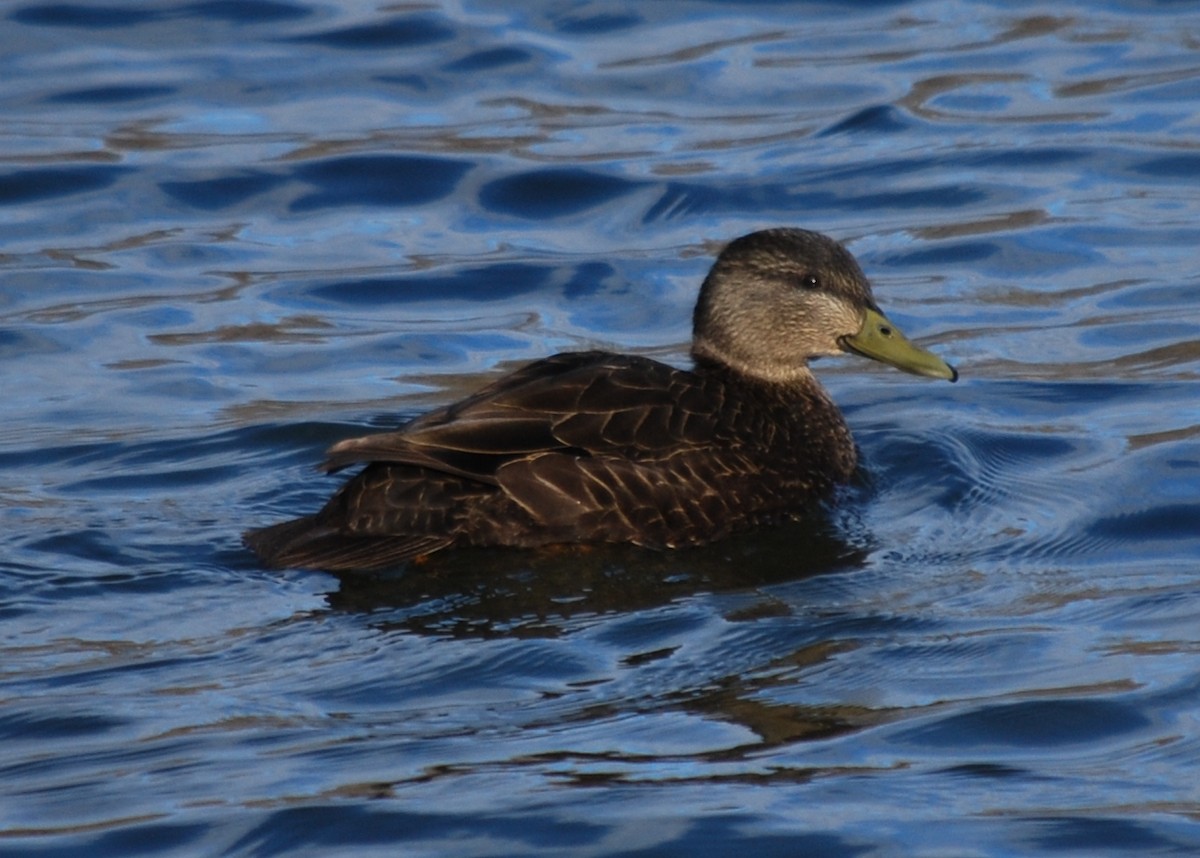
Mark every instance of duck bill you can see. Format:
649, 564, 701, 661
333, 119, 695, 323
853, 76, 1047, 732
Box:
841, 307, 958, 382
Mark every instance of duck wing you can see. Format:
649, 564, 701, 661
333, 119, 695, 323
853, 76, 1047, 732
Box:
320, 350, 722, 482
246, 351, 748, 569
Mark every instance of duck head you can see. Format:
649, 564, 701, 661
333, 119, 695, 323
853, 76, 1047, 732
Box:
691, 228, 957, 384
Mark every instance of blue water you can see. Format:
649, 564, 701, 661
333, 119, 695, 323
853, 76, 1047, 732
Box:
4, 1, 1200, 855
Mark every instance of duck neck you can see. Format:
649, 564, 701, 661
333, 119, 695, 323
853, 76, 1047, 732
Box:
690, 340, 818, 386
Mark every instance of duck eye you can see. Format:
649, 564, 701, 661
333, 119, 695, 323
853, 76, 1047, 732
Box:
797, 273, 820, 290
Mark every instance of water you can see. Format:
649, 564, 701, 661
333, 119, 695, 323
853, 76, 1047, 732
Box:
3, 1, 1200, 855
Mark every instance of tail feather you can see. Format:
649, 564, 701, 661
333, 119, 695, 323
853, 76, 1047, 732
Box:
243, 516, 452, 572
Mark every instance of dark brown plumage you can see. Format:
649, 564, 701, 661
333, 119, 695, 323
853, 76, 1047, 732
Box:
244, 228, 956, 571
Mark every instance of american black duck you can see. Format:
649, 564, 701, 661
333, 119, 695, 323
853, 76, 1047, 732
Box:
245, 228, 957, 571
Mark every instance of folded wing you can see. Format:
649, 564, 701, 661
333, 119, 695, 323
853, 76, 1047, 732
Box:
321, 350, 722, 478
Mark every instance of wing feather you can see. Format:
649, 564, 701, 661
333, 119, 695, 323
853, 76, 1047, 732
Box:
320, 351, 721, 481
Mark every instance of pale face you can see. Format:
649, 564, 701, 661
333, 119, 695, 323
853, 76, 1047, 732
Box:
691, 229, 956, 384
691, 229, 875, 381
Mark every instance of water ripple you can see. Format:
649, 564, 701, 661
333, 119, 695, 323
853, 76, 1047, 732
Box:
4, 2, 1200, 856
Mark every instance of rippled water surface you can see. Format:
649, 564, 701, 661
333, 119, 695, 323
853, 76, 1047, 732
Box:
4, 1, 1200, 855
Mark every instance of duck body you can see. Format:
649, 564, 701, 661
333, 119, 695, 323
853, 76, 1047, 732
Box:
247, 350, 856, 570
245, 228, 956, 571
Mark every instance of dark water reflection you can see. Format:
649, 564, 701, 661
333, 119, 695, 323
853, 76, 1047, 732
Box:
4, 1, 1200, 856
326, 515, 867, 638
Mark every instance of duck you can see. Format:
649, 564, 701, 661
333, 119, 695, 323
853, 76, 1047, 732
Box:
244, 228, 957, 571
